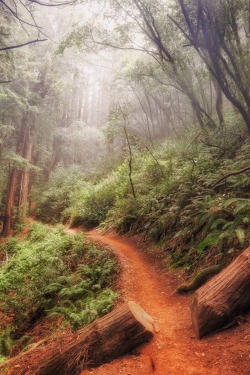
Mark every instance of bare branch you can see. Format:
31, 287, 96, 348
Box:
90, 34, 161, 62
113, 0, 153, 42
134, 0, 174, 63
0, 0, 42, 28
0, 39, 47, 51
19, 0, 48, 38
28, 0, 77, 6
212, 166, 250, 188
119, 104, 137, 199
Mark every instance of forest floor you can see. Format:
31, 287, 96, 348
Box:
1, 225, 249, 374
75, 229, 250, 375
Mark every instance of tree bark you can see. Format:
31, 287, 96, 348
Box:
0, 301, 156, 375
1, 114, 28, 236
1, 169, 19, 236
19, 126, 34, 222
213, 78, 224, 126
178, 0, 250, 133
191, 246, 250, 339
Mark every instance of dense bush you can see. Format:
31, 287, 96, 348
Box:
68, 174, 119, 228
35, 166, 86, 223
36, 128, 250, 273
0, 223, 118, 356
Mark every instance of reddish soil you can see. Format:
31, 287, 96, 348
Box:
80, 230, 250, 375
1, 226, 249, 374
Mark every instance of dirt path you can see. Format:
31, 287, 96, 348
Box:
80, 230, 250, 375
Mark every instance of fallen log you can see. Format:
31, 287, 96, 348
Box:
0, 301, 156, 375
191, 246, 250, 339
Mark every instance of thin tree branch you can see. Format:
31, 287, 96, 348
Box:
119, 105, 137, 199
113, 0, 154, 43
134, 0, 174, 63
90, 34, 160, 62
19, 0, 48, 38
28, 0, 77, 6
144, 145, 165, 177
0, 39, 47, 51
0, 0, 42, 28
212, 166, 250, 188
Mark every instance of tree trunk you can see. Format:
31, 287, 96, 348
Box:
0, 301, 156, 375
191, 101, 205, 129
191, 246, 250, 339
19, 126, 34, 222
83, 83, 90, 126
213, 78, 224, 126
1, 114, 28, 236
1, 169, 19, 236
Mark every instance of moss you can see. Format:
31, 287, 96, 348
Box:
176, 264, 222, 294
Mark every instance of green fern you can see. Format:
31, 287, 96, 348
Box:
0, 327, 13, 356
197, 234, 219, 254
235, 228, 245, 244
58, 285, 91, 300
0, 355, 7, 364
0, 223, 119, 354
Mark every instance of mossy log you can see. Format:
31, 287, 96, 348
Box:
176, 265, 222, 294
0, 301, 156, 375
191, 246, 250, 339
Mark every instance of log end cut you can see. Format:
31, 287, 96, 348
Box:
128, 300, 158, 333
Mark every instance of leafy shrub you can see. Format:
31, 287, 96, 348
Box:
36, 166, 85, 223
0, 223, 118, 355
46, 244, 118, 330
36, 131, 250, 274
0, 328, 13, 357
0, 225, 82, 324
107, 136, 250, 269
69, 175, 118, 228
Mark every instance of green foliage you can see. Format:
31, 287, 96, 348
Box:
0, 327, 13, 357
2, 150, 41, 172
197, 233, 220, 255
46, 245, 118, 330
36, 166, 86, 223
27, 221, 49, 242
69, 175, 118, 228
50, 288, 118, 330
36, 131, 250, 274
0, 356, 7, 364
0, 237, 20, 256
0, 223, 118, 355
0, 224, 81, 321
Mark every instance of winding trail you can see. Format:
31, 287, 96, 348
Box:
79, 230, 250, 375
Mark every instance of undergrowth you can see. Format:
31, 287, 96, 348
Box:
36, 128, 250, 273
0, 223, 118, 357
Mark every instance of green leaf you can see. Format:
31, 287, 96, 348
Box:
235, 228, 245, 244
197, 234, 219, 254
233, 201, 250, 215
210, 218, 227, 230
